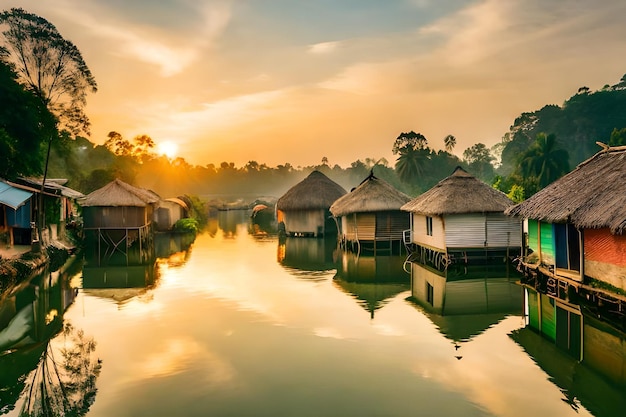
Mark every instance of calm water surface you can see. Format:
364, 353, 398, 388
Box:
1, 211, 625, 416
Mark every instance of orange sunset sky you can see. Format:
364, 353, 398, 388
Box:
4, 0, 626, 168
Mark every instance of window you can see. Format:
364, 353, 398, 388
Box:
426, 216, 433, 236
426, 282, 434, 306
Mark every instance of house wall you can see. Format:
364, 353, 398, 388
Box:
411, 213, 446, 250
341, 213, 375, 241
375, 211, 410, 241
83, 206, 151, 229
442, 213, 521, 249
527, 220, 556, 265
155, 201, 186, 231
584, 228, 626, 291
283, 209, 325, 236
486, 213, 522, 248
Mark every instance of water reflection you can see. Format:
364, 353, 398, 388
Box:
218, 210, 249, 238
277, 236, 340, 279
81, 232, 194, 306
408, 262, 523, 343
333, 252, 410, 318
0, 258, 100, 416
510, 288, 626, 417
4, 210, 626, 417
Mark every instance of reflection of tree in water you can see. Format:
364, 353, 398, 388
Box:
20, 322, 102, 417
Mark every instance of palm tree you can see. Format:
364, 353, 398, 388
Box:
444, 134, 456, 153
518, 133, 570, 190
394, 146, 430, 184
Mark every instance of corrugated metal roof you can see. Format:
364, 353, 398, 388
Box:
0, 181, 33, 210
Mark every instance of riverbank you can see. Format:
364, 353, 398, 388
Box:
0, 240, 75, 300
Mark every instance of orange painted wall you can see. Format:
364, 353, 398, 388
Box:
584, 228, 626, 267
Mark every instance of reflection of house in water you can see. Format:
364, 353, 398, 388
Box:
511, 288, 626, 417
402, 167, 521, 266
218, 209, 250, 238
277, 236, 339, 279
333, 252, 410, 318
408, 262, 523, 343
82, 263, 157, 305
81, 179, 159, 266
154, 232, 195, 263
250, 204, 278, 237
276, 171, 347, 237
330, 170, 411, 255
0, 258, 82, 412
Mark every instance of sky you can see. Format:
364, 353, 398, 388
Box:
3, 0, 626, 168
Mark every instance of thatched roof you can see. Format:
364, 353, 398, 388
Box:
329, 171, 411, 217
81, 179, 160, 207
276, 171, 347, 211
401, 167, 514, 215
505, 145, 626, 234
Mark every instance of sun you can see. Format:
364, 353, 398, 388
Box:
157, 141, 179, 159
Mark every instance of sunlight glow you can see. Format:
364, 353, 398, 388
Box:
157, 141, 179, 159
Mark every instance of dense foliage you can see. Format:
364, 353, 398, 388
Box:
0, 58, 54, 179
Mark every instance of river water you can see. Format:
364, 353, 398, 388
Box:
1, 210, 624, 417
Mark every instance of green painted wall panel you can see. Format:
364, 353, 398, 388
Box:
539, 221, 555, 265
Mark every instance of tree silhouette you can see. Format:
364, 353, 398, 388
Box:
19, 322, 102, 417
444, 134, 456, 153
393, 131, 430, 185
518, 132, 570, 193
0, 8, 97, 136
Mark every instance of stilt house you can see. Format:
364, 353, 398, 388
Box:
401, 167, 521, 267
506, 144, 626, 296
276, 171, 347, 237
80, 179, 160, 265
330, 170, 411, 254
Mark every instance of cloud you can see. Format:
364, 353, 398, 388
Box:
308, 41, 341, 54
53, 0, 232, 76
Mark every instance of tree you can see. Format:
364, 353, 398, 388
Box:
517, 132, 569, 192
444, 134, 456, 153
0, 8, 97, 136
0, 57, 54, 179
393, 131, 430, 185
392, 131, 428, 154
462, 143, 495, 182
608, 127, 626, 146
1, 8, 97, 238
104, 131, 133, 156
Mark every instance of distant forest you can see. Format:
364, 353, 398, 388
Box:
7, 72, 626, 204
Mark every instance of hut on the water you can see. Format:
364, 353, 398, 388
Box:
329, 170, 411, 254
154, 197, 189, 232
80, 179, 160, 264
276, 171, 347, 237
401, 166, 521, 268
506, 144, 626, 295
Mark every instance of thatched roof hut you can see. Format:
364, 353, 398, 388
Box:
276, 171, 346, 211
329, 171, 411, 217
505, 145, 626, 234
401, 167, 514, 214
81, 179, 159, 207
